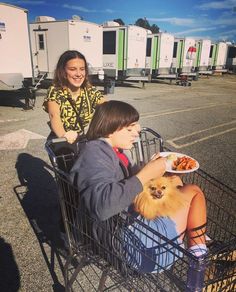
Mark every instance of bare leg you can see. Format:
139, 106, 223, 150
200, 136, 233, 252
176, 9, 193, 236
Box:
182, 184, 207, 248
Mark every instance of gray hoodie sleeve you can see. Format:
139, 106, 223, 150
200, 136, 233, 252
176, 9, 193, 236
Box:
70, 141, 143, 221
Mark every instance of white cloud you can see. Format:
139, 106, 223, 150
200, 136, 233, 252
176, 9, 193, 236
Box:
174, 26, 218, 36
147, 17, 194, 26
218, 27, 236, 36
105, 9, 114, 13
197, 0, 236, 10
208, 16, 236, 26
62, 4, 114, 14
63, 4, 96, 13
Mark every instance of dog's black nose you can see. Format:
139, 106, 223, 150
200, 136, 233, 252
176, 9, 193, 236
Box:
152, 190, 163, 199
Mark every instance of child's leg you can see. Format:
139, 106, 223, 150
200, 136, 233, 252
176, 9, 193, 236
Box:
182, 184, 207, 253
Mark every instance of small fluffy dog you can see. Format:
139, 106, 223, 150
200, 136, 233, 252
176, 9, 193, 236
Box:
133, 176, 188, 220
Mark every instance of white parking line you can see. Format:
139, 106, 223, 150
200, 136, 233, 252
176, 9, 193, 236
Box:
167, 121, 236, 149
0, 118, 26, 123
140, 102, 235, 119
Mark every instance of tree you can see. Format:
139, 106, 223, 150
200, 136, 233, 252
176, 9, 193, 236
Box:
150, 24, 159, 33
113, 18, 125, 25
135, 18, 159, 33
135, 18, 150, 30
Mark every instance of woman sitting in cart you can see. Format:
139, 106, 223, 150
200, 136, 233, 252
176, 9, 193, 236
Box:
69, 100, 207, 273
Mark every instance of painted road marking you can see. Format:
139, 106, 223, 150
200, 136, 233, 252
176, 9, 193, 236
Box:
166, 121, 236, 149
0, 118, 26, 123
0, 129, 46, 150
140, 102, 235, 119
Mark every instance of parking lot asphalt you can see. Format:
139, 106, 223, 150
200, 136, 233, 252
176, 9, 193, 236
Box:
0, 74, 235, 291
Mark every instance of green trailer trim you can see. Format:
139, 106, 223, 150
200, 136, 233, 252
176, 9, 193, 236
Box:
177, 39, 184, 69
151, 35, 158, 70
213, 44, 218, 66
195, 41, 201, 67
118, 29, 125, 70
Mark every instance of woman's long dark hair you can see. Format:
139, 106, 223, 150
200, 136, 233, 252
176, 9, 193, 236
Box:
53, 50, 90, 88
86, 100, 139, 140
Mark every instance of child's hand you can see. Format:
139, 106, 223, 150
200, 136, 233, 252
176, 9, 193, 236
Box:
136, 153, 167, 185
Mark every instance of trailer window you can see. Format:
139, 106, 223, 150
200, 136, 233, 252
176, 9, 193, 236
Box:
209, 45, 214, 58
228, 47, 236, 58
146, 38, 152, 57
103, 31, 116, 54
38, 34, 45, 50
173, 42, 178, 58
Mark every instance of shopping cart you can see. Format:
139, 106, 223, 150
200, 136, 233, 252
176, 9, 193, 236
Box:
45, 127, 236, 292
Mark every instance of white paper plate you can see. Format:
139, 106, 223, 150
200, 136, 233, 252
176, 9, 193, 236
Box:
159, 151, 199, 173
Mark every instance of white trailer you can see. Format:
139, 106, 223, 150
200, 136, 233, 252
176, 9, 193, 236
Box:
146, 32, 175, 77
0, 3, 33, 90
30, 17, 104, 82
172, 37, 197, 73
181, 38, 197, 73
194, 39, 212, 73
212, 42, 228, 72
103, 23, 148, 81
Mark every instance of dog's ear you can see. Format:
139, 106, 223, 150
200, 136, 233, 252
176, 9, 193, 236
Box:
165, 175, 183, 188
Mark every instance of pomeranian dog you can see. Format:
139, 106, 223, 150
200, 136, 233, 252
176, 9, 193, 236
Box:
133, 176, 188, 220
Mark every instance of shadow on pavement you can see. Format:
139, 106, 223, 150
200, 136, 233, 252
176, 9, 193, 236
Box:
0, 90, 26, 108
0, 236, 20, 292
14, 153, 66, 291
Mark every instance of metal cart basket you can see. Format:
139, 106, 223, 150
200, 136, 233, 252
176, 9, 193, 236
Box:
45, 127, 236, 292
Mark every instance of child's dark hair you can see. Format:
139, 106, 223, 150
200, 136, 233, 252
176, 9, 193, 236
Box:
87, 100, 139, 140
53, 50, 90, 88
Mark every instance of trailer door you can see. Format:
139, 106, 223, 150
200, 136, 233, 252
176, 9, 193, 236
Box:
33, 30, 49, 73
145, 36, 152, 70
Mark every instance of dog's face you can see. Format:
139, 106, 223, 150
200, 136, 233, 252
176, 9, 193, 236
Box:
145, 177, 171, 199
133, 176, 186, 220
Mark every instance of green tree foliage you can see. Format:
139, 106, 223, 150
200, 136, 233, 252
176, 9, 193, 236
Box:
113, 18, 125, 25
135, 18, 150, 29
150, 24, 159, 33
135, 18, 159, 33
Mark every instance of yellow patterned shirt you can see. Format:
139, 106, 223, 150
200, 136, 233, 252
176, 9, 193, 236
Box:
43, 85, 103, 133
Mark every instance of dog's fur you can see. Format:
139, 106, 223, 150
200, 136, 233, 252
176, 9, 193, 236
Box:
133, 176, 188, 220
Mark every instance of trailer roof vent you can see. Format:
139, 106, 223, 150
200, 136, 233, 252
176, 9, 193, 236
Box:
35, 16, 56, 22
103, 21, 120, 27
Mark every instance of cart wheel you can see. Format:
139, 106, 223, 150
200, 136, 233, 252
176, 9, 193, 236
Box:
188, 83, 192, 86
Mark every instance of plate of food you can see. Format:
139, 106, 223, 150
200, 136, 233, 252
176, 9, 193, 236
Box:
159, 152, 199, 173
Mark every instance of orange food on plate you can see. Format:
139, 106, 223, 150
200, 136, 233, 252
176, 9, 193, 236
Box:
172, 156, 197, 171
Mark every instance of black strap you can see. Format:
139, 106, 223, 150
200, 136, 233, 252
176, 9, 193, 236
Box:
67, 95, 85, 134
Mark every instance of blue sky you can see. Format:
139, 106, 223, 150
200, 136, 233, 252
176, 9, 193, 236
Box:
5, 0, 236, 42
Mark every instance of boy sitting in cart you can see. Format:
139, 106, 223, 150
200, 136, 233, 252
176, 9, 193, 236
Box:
69, 100, 208, 273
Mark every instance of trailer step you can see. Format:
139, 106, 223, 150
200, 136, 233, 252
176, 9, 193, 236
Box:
33, 72, 48, 89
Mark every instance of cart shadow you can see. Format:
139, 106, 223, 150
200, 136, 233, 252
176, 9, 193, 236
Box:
0, 236, 20, 292
14, 153, 66, 292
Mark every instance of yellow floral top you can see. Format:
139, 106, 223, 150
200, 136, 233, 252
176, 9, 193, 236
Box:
43, 85, 103, 134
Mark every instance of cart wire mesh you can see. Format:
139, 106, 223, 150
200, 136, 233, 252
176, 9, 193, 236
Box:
45, 127, 236, 292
